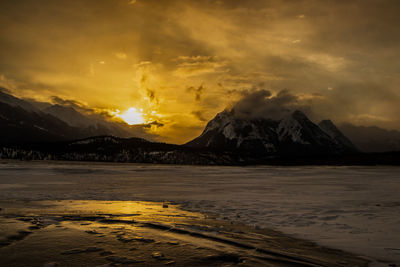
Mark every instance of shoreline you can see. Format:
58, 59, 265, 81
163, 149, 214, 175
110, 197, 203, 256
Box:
0, 200, 370, 267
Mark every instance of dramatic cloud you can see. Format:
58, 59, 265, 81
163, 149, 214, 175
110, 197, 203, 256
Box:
231, 90, 313, 121
174, 56, 228, 77
187, 84, 205, 101
50, 96, 91, 113
146, 88, 156, 103
191, 110, 208, 122
142, 121, 164, 128
1, 0, 400, 143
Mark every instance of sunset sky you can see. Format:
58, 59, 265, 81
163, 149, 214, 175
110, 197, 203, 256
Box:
1, 0, 400, 143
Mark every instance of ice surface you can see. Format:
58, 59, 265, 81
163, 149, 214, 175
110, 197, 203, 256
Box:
0, 160, 399, 265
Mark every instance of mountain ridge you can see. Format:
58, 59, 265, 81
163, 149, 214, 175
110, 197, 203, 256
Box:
186, 109, 358, 156
0, 90, 157, 143
1, 89, 400, 165
338, 123, 400, 153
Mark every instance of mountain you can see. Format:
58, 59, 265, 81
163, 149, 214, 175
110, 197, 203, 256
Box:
0, 91, 97, 144
0, 89, 39, 112
0, 91, 124, 144
0, 90, 157, 144
0, 90, 398, 165
338, 123, 400, 153
0, 101, 81, 145
186, 109, 358, 156
3, 88, 399, 164
43, 104, 93, 127
318, 120, 358, 152
42, 104, 134, 138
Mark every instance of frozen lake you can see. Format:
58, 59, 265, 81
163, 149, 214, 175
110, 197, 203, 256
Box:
0, 160, 399, 265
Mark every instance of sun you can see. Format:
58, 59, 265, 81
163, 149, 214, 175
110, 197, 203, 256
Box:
118, 107, 145, 125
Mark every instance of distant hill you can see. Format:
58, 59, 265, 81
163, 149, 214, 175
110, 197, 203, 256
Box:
0, 101, 81, 145
318, 120, 357, 151
338, 123, 400, 153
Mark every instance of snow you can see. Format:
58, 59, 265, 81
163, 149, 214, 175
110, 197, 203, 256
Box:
203, 111, 231, 134
199, 110, 330, 149
70, 136, 121, 145
224, 121, 270, 147
0, 161, 399, 265
33, 125, 48, 132
222, 122, 236, 140
277, 116, 309, 144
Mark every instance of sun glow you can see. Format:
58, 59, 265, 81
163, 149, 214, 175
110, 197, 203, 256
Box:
118, 107, 145, 125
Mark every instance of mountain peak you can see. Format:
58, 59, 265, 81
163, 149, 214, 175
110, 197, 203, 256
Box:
187, 109, 357, 155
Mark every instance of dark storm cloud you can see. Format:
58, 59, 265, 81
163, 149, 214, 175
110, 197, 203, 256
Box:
146, 88, 156, 102
191, 110, 208, 122
231, 90, 312, 121
142, 121, 164, 128
187, 84, 205, 101
140, 74, 158, 103
50, 96, 93, 113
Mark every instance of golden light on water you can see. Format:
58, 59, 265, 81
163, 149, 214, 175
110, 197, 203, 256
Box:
117, 107, 145, 125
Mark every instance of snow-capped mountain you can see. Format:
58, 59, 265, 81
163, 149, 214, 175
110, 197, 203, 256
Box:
185, 110, 279, 153
186, 109, 358, 155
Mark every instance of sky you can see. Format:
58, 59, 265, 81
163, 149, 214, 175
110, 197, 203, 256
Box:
0, 0, 400, 143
